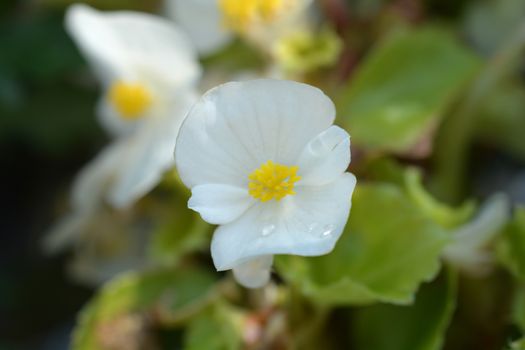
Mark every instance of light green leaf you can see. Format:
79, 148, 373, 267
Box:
364, 158, 476, 229
148, 173, 212, 266
276, 184, 449, 306
73, 268, 216, 350
184, 303, 244, 350
148, 198, 212, 266
352, 269, 457, 350
497, 207, 525, 280
404, 168, 475, 229
337, 26, 480, 152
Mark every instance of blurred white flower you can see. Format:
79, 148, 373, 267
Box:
166, 0, 313, 55
45, 4, 201, 254
65, 4, 201, 208
443, 193, 510, 276
175, 79, 356, 288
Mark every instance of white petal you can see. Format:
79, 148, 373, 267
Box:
189, 184, 254, 225
175, 79, 336, 189
71, 141, 128, 211
108, 95, 195, 208
297, 126, 351, 186
211, 173, 357, 270
165, 0, 232, 55
232, 255, 273, 288
66, 4, 201, 87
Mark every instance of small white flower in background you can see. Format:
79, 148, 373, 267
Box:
65, 4, 201, 208
166, 0, 313, 56
175, 79, 356, 288
45, 4, 200, 252
443, 193, 510, 276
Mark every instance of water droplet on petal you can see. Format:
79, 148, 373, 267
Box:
308, 222, 319, 233
321, 224, 335, 237
261, 224, 276, 236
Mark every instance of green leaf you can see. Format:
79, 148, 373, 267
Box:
73, 268, 216, 350
148, 189, 212, 266
184, 303, 244, 350
497, 207, 525, 280
352, 269, 457, 350
364, 158, 475, 229
149, 213, 210, 266
276, 184, 449, 306
404, 168, 475, 229
337, 26, 480, 152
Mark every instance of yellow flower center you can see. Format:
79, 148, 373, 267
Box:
248, 160, 301, 202
219, 0, 294, 33
108, 81, 152, 120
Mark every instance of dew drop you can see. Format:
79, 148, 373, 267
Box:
320, 224, 335, 237
261, 224, 276, 236
308, 222, 319, 233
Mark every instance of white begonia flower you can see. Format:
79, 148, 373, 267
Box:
443, 193, 510, 276
65, 4, 201, 208
175, 79, 356, 288
45, 5, 201, 254
166, 0, 313, 55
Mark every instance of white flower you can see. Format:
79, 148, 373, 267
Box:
65, 4, 201, 208
174, 79, 356, 288
166, 0, 313, 55
45, 5, 201, 253
443, 193, 510, 276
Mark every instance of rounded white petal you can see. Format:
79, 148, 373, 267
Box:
108, 94, 196, 208
297, 126, 351, 186
189, 184, 254, 225
165, 0, 232, 55
211, 173, 357, 270
66, 4, 201, 87
71, 141, 128, 211
175, 79, 336, 189
232, 255, 273, 288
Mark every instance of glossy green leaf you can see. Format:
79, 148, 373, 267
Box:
276, 184, 449, 306
352, 269, 457, 350
337, 27, 480, 152
73, 268, 216, 350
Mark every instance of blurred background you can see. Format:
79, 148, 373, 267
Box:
1, 0, 525, 349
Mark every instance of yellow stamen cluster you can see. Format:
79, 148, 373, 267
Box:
248, 160, 301, 202
219, 0, 293, 33
108, 81, 152, 120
